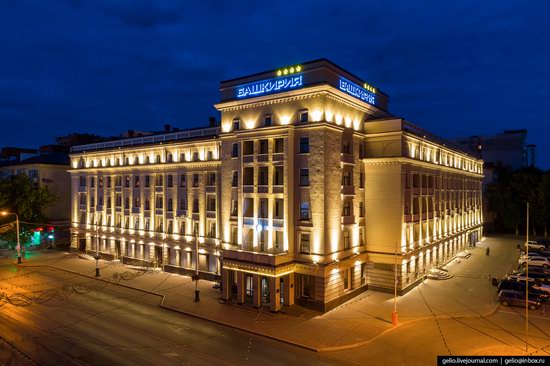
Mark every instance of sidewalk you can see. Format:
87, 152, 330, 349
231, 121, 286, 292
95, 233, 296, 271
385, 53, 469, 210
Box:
17, 236, 520, 352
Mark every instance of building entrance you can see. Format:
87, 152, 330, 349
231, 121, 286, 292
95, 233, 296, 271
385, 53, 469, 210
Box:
261, 277, 269, 306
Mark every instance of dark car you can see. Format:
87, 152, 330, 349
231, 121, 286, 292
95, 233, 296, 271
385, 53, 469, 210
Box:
498, 290, 543, 310
507, 271, 550, 283
512, 266, 550, 276
497, 279, 549, 301
537, 239, 549, 247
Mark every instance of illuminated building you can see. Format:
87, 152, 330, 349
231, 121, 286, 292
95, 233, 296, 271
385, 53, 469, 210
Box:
70, 59, 483, 312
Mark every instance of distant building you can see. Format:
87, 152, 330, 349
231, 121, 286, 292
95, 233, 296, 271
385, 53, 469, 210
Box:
452, 130, 535, 170
0, 147, 38, 162
0, 153, 71, 225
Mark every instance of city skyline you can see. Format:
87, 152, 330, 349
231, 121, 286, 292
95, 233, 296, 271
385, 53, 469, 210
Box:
0, 1, 548, 169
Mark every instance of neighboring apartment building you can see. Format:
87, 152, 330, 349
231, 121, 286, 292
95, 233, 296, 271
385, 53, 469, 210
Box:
69, 59, 483, 312
0, 152, 71, 224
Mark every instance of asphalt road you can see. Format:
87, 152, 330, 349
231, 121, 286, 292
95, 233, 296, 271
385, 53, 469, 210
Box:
0, 263, 350, 366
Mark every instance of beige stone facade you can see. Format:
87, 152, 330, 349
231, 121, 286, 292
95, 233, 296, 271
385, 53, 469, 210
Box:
69, 59, 483, 312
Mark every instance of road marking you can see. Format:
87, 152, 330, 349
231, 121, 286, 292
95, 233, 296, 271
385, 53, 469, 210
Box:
498, 309, 550, 320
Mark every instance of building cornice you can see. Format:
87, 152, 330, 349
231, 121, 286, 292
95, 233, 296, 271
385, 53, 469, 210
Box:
68, 160, 221, 173
362, 157, 484, 178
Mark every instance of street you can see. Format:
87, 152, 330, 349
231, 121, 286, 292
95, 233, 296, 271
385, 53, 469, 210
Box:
0, 261, 348, 366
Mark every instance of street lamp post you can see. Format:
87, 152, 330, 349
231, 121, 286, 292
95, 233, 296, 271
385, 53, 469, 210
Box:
93, 212, 100, 277
194, 228, 200, 302
1, 211, 21, 264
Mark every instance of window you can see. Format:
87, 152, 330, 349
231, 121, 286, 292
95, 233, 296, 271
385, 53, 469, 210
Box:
145, 175, 150, 188
79, 176, 86, 187
124, 197, 129, 209
167, 153, 173, 163
90, 177, 95, 188
135, 218, 140, 230
274, 231, 283, 248
359, 172, 365, 189
156, 155, 161, 164
258, 167, 268, 185
344, 269, 350, 290
299, 110, 308, 123
259, 199, 268, 218
231, 171, 238, 187
344, 231, 350, 250
144, 198, 150, 211
193, 152, 199, 161
155, 196, 163, 209
99, 176, 104, 188
157, 220, 163, 232
300, 233, 310, 254
231, 143, 239, 158
231, 227, 238, 244
259, 139, 268, 154
167, 199, 173, 212
167, 220, 173, 234
300, 168, 309, 186
193, 174, 199, 187
300, 202, 310, 220
179, 198, 187, 210
274, 138, 284, 153
193, 198, 199, 213
107, 176, 111, 188
145, 218, 150, 231
299, 137, 309, 154
359, 201, 364, 217
107, 198, 111, 209
243, 141, 254, 156
342, 170, 352, 186
273, 166, 283, 185
134, 196, 140, 207
342, 200, 352, 216
274, 199, 283, 219
90, 195, 95, 207
180, 153, 186, 162
358, 143, 364, 159
264, 115, 272, 127
342, 141, 351, 154
98, 196, 103, 206
167, 175, 173, 187
155, 175, 163, 187
207, 172, 216, 186
207, 151, 213, 160
179, 221, 186, 235
134, 176, 140, 187
208, 222, 216, 238
115, 176, 122, 187
233, 118, 240, 130
180, 175, 186, 188
125, 176, 130, 188
207, 196, 216, 212
79, 194, 86, 205
231, 200, 238, 216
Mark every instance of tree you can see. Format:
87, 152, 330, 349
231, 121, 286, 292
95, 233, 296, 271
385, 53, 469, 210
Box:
0, 174, 57, 248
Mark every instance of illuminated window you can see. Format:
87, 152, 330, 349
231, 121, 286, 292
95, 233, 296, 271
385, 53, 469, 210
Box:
134, 176, 140, 187
299, 110, 308, 123
231, 200, 238, 216
133, 196, 140, 207
125, 176, 130, 187
299, 137, 309, 154
233, 118, 240, 130
342, 200, 352, 216
264, 115, 272, 127
300, 202, 310, 220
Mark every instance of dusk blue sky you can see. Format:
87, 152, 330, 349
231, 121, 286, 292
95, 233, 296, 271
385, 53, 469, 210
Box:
1, 1, 549, 167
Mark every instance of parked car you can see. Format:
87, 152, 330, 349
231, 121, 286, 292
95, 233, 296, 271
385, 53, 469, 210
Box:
498, 290, 542, 310
513, 266, 550, 275
518, 255, 550, 268
497, 280, 548, 300
537, 239, 549, 247
532, 283, 550, 295
525, 241, 546, 250
507, 271, 550, 284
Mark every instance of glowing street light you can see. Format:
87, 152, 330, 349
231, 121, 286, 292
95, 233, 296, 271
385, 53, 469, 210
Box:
1, 211, 21, 264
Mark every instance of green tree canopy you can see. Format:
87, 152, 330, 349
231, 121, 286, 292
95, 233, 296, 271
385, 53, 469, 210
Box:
0, 174, 57, 247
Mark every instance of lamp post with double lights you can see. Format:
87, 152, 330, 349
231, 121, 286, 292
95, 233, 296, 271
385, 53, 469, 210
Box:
1, 211, 21, 264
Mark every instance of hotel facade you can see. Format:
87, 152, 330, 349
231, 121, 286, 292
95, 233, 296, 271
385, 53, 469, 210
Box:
69, 59, 483, 312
